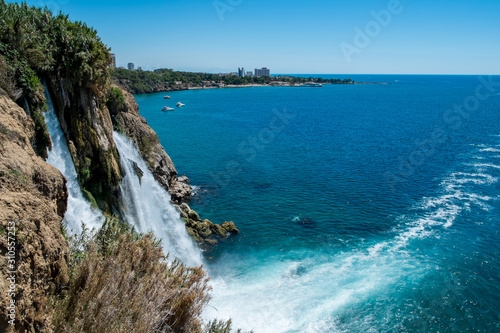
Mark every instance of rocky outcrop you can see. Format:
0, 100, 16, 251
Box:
177, 203, 239, 246
0, 88, 70, 332
46, 77, 122, 212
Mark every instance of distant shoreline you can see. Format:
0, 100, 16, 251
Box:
112, 68, 393, 95
183, 82, 389, 91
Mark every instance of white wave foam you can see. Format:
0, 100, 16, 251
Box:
191, 185, 201, 195
467, 163, 500, 170
205, 246, 420, 333
448, 172, 498, 185
480, 147, 500, 153
206, 139, 500, 332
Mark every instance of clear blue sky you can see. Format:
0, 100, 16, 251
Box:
8, 0, 500, 74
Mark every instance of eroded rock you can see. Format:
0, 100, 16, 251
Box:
0, 88, 70, 332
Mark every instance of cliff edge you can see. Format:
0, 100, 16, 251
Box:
0, 88, 69, 332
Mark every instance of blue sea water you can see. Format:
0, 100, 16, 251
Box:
135, 75, 500, 332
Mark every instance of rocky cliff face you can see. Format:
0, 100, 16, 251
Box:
46, 77, 122, 212
0, 88, 69, 332
110, 88, 176, 186
109, 86, 194, 204
110, 86, 238, 245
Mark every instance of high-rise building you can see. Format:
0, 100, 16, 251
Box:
127, 62, 135, 70
254, 67, 270, 77
238, 67, 245, 77
110, 53, 116, 68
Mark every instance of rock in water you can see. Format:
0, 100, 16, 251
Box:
222, 221, 240, 234
131, 160, 143, 185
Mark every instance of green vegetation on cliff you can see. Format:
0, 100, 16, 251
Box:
55, 218, 209, 332
55, 217, 245, 333
0, 0, 112, 157
0, 1, 111, 88
1, 3, 244, 331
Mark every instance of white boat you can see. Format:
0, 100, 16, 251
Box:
164, 95, 171, 99
176, 102, 185, 107
162, 106, 174, 112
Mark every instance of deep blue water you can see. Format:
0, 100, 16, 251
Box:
135, 75, 500, 332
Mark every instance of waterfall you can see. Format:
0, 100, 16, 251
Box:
43, 86, 105, 235
113, 132, 203, 267
23, 98, 31, 116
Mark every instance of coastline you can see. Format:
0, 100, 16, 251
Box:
133, 81, 390, 94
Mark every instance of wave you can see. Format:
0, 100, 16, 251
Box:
480, 147, 500, 153
205, 139, 500, 332
466, 163, 500, 170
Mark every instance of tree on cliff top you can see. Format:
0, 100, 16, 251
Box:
0, 0, 112, 90
0, 0, 113, 157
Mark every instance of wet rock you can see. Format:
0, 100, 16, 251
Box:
222, 221, 239, 234
47, 77, 122, 212
211, 223, 228, 238
205, 239, 218, 246
131, 160, 143, 184
111, 86, 178, 193
177, 174, 190, 183
188, 209, 200, 221
170, 179, 192, 204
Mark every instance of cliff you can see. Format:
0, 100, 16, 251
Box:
46, 77, 122, 212
0, 88, 69, 332
107, 85, 239, 245
0, 0, 240, 332
108, 86, 181, 194
43, 75, 237, 245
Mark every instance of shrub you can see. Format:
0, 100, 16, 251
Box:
54, 217, 211, 333
0, 1, 113, 157
106, 86, 126, 114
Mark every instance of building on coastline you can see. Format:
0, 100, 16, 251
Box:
229, 72, 237, 76
246, 71, 253, 77
127, 62, 135, 70
137, 67, 143, 71
238, 67, 245, 77
110, 53, 116, 68
254, 67, 270, 77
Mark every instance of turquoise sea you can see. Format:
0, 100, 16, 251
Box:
134, 75, 500, 332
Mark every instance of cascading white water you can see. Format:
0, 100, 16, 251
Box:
113, 132, 203, 267
43, 86, 105, 235
204, 141, 500, 332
